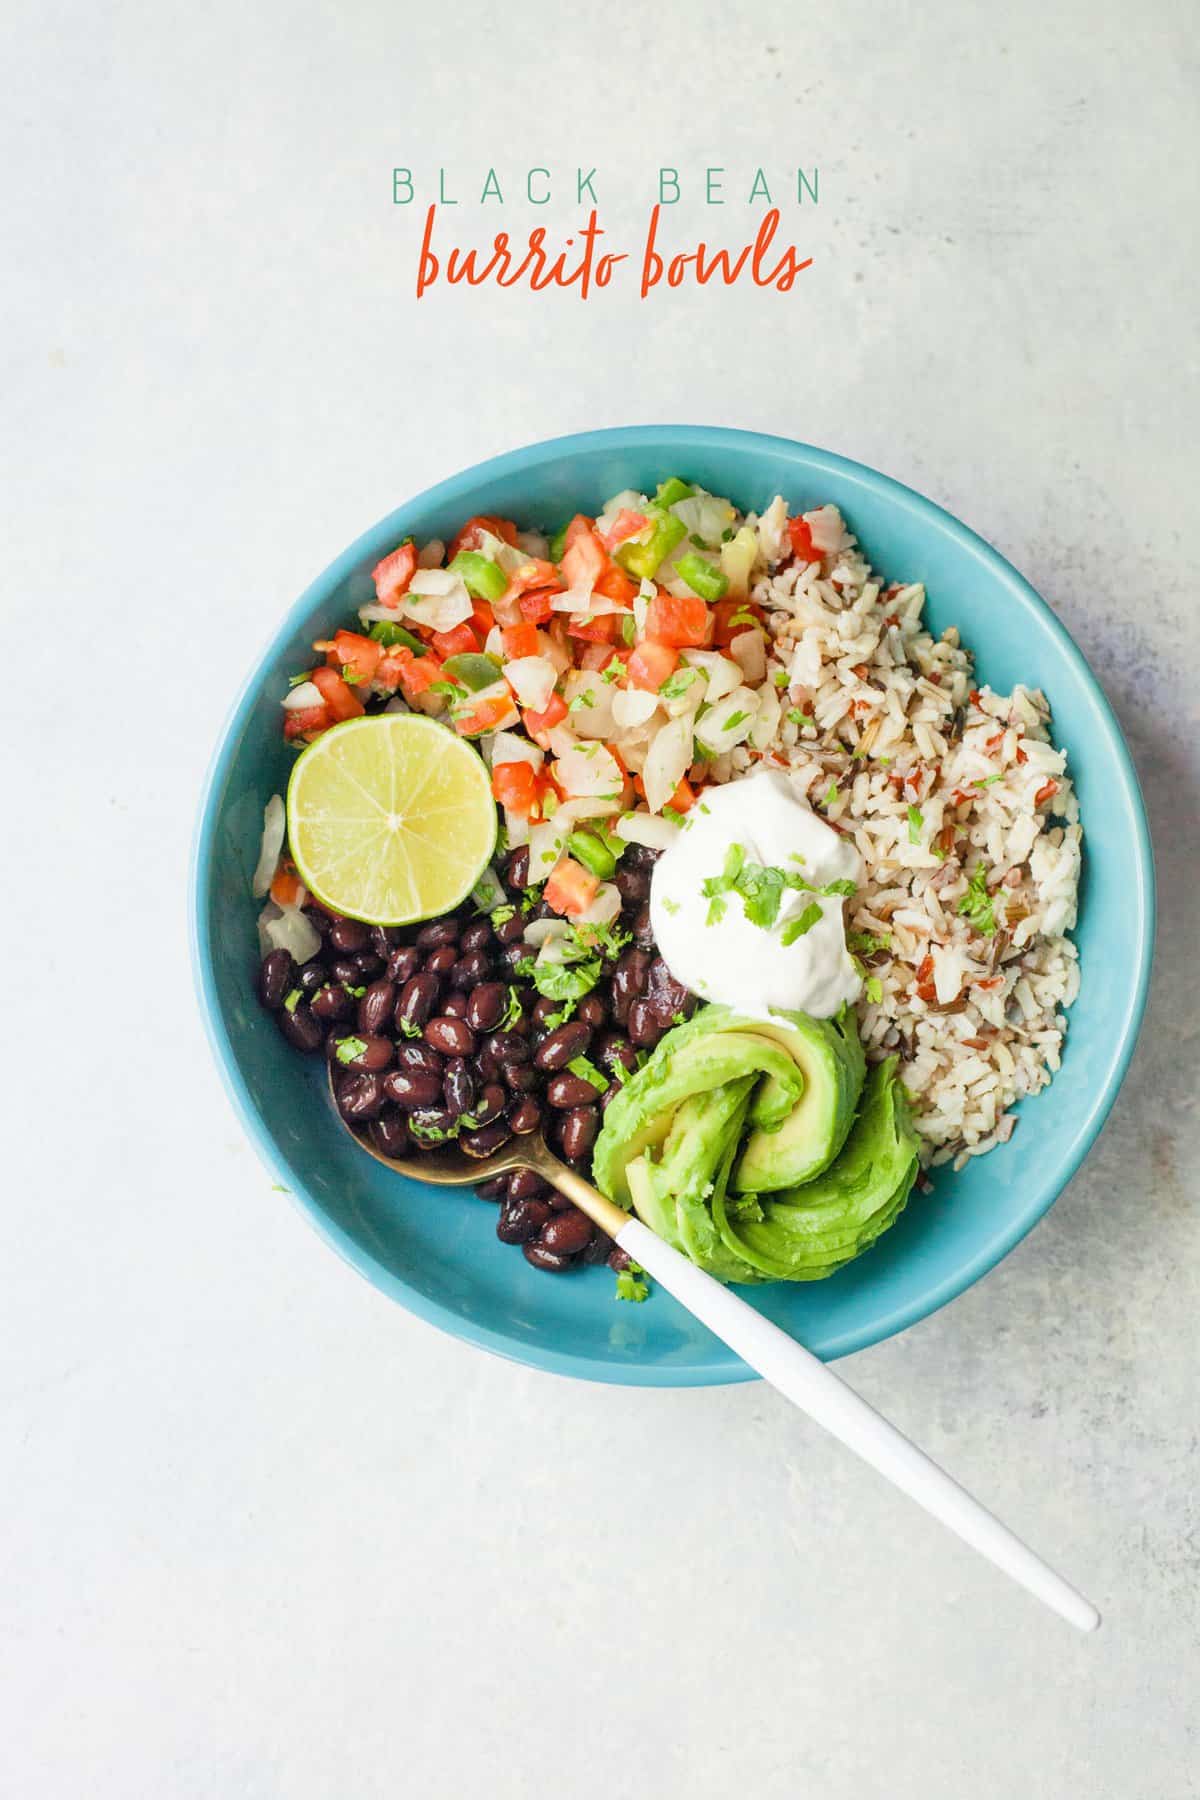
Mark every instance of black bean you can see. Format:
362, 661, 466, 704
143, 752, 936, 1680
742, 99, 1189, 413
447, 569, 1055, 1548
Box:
497, 1196, 551, 1243
614, 863, 650, 905
443, 1058, 477, 1117
416, 918, 460, 950
472, 1083, 507, 1126
424, 1016, 476, 1058
370, 925, 404, 956
600, 1083, 623, 1112
329, 956, 362, 985
357, 979, 396, 1035
382, 1068, 443, 1109
596, 1032, 637, 1076
627, 998, 662, 1048
451, 950, 491, 989
532, 995, 559, 1028
296, 961, 328, 996
507, 1168, 548, 1202
540, 1208, 593, 1256
611, 948, 650, 1024
302, 903, 333, 936
523, 1239, 572, 1272
277, 1004, 323, 1053
534, 1021, 593, 1072
367, 1108, 409, 1157
546, 1186, 575, 1210
466, 982, 506, 1033
387, 945, 421, 984
505, 847, 531, 889
475, 1045, 501, 1081
623, 843, 661, 870
546, 1072, 602, 1110
498, 941, 529, 976
258, 949, 295, 1009
460, 1119, 513, 1158
476, 1175, 508, 1201
487, 1030, 529, 1065
311, 982, 354, 1022
409, 1105, 458, 1142
559, 1105, 599, 1162
581, 1227, 612, 1265
332, 1032, 393, 1072
607, 1244, 634, 1273
424, 944, 457, 976
504, 1062, 539, 1094
327, 917, 368, 954
396, 973, 441, 1031
576, 993, 607, 1031
334, 1069, 386, 1120
460, 918, 493, 954
508, 1096, 542, 1135
394, 1041, 444, 1078
645, 958, 692, 1025
631, 905, 655, 950
352, 951, 385, 980
442, 991, 471, 1021
495, 911, 526, 945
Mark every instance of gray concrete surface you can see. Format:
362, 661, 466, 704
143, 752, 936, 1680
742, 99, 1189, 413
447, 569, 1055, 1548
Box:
3, 0, 1197, 1793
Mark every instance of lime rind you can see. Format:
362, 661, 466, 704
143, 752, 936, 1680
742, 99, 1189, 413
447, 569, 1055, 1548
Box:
286, 713, 497, 926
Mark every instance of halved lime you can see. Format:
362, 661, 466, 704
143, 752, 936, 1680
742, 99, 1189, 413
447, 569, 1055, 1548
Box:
287, 714, 497, 925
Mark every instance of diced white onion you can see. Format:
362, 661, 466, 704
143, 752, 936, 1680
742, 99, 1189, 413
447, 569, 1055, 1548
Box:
516, 529, 549, 559
596, 489, 648, 536
401, 570, 473, 631
553, 742, 623, 799
491, 730, 544, 771
671, 493, 736, 546
694, 685, 760, 754
615, 811, 681, 850
524, 916, 572, 950
642, 715, 694, 813
562, 669, 616, 740
573, 881, 621, 928
264, 906, 322, 965
612, 687, 659, 730
417, 539, 445, 569
804, 504, 846, 555
680, 649, 742, 705
251, 795, 286, 898
749, 682, 781, 750
503, 655, 558, 712
281, 681, 324, 713
719, 525, 758, 597
755, 494, 789, 565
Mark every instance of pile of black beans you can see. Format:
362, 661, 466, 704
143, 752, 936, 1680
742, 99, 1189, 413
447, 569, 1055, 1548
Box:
256, 842, 696, 1275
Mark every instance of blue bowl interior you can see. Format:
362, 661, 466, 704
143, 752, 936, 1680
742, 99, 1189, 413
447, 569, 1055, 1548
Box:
192, 428, 1153, 1384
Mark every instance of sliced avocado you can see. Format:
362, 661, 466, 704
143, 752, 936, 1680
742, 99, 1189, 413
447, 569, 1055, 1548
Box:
672, 1088, 768, 1285
714, 1059, 919, 1280
626, 1153, 684, 1253
593, 1022, 804, 1206
733, 1009, 866, 1192
648, 1077, 767, 1285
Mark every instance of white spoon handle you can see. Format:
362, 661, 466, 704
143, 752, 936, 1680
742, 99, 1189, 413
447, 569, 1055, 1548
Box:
616, 1218, 1100, 1633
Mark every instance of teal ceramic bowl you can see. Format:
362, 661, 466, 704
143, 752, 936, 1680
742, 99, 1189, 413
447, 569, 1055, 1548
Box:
191, 427, 1154, 1384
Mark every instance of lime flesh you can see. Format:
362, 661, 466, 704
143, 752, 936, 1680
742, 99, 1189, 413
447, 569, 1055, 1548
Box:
286, 713, 497, 925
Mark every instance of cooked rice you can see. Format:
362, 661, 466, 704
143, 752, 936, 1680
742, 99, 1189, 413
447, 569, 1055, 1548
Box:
730, 503, 1081, 1171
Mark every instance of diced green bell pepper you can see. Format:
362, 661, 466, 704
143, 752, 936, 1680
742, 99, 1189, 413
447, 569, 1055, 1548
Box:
614, 509, 687, 580
567, 828, 617, 881
654, 477, 695, 509
675, 551, 729, 602
442, 652, 503, 692
547, 522, 570, 563
449, 551, 508, 603
368, 620, 426, 654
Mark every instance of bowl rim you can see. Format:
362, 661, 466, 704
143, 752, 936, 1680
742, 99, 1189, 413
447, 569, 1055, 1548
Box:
190, 424, 1156, 1385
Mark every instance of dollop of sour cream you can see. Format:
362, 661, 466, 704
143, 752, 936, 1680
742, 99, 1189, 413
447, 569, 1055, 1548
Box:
648, 770, 863, 1019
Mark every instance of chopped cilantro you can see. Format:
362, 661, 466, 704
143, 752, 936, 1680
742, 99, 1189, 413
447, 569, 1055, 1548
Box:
659, 669, 699, 700
724, 709, 750, 730
501, 986, 525, 1030
670, 1010, 687, 1026
727, 607, 756, 629
662, 806, 686, 824
973, 773, 1003, 788
567, 1055, 608, 1093
543, 1000, 576, 1029
287, 670, 313, 687
490, 903, 516, 926
824, 782, 838, 807
786, 708, 815, 727
334, 1036, 367, 1065
699, 800, 711, 814
620, 615, 636, 646
864, 974, 884, 1004
568, 688, 597, 712
957, 862, 998, 936
661, 897, 680, 915
705, 895, 727, 926
270, 1182, 290, 1193
397, 1017, 423, 1039
780, 902, 823, 945
906, 803, 924, 844
340, 665, 363, 685
610, 1059, 630, 1086
615, 1264, 650, 1303
343, 984, 366, 999
601, 663, 622, 684
428, 680, 463, 698
282, 988, 302, 1013
701, 856, 857, 932
771, 668, 789, 688
848, 929, 891, 955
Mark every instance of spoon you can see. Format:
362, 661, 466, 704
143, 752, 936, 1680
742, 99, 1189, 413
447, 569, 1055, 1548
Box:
333, 1072, 1100, 1633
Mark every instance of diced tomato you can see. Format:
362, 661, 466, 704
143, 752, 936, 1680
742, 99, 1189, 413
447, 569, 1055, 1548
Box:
543, 857, 600, 918
567, 614, 619, 645
491, 760, 540, 818
447, 514, 519, 560
431, 622, 481, 660
454, 692, 518, 737
593, 563, 638, 604
787, 517, 818, 563
375, 648, 414, 689
560, 516, 608, 589
502, 622, 540, 660
328, 630, 382, 688
713, 598, 765, 646
310, 665, 365, 721
502, 558, 561, 598
517, 588, 557, 625
397, 653, 445, 697
470, 598, 496, 638
371, 539, 417, 606
600, 509, 649, 552
270, 865, 304, 907
627, 641, 679, 692
578, 642, 621, 673
665, 777, 697, 815
645, 592, 711, 648
914, 953, 937, 1005
1016, 745, 1028, 765
1034, 779, 1060, 806
521, 693, 568, 736
282, 703, 331, 741
968, 688, 984, 707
